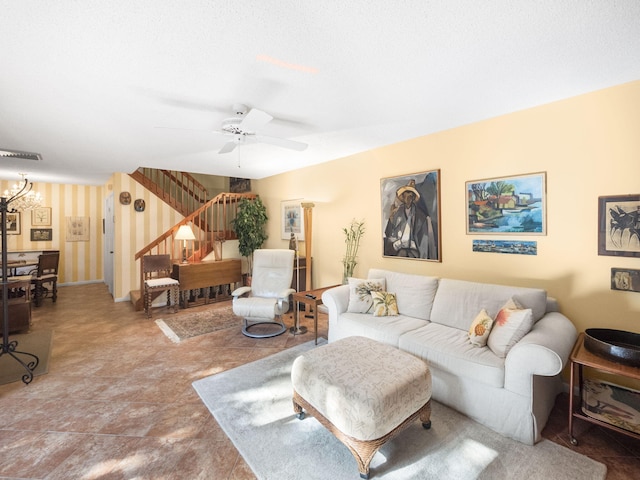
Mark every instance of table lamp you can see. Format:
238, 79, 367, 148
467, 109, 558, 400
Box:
175, 225, 196, 263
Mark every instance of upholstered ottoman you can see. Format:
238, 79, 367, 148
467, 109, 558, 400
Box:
291, 336, 432, 479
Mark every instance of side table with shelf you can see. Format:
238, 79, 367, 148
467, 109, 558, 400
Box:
290, 285, 340, 345
568, 332, 640, 445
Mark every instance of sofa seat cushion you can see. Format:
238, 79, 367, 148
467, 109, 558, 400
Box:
429, 278, 547, 331
398, 323, 505, 388
334, 312, 428, 347
368, 269, 438, 320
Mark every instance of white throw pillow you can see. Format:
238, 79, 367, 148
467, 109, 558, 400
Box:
347, 278, 385, 314
371, 291, 399, 317
487, 298, 533, 358
468, 309, 494, 347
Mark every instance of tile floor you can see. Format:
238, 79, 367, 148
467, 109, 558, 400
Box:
0, 283, 638, 479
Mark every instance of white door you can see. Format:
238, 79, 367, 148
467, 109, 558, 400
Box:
104, 192, 115, 296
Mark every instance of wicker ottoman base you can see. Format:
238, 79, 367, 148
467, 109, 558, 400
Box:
291, 336, 432, 479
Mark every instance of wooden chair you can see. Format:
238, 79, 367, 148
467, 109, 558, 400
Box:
30, 251, 59, 307
143, 254, 179, 318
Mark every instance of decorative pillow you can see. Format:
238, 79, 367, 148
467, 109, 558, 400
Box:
347, 278, 385, 314
371, 291, 399, 317
487, 298, 534, 358
468, 309, 494, 347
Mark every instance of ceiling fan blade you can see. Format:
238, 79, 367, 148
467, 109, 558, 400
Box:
218, 140, 238, 154
240, 108, 273, 132
254, 135, 308, 151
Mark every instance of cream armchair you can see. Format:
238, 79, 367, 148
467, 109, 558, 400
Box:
232, 249, 295, 338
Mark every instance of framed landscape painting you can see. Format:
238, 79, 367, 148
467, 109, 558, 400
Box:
598, 194, 640, 257
466, 172, 546, 235
381, 169, 441, 261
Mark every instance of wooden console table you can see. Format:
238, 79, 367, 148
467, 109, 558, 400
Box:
1, 276, 32, 333
568, 332, 640, 445
172, 259, 242, 308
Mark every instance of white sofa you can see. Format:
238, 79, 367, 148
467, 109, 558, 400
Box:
321, 268, 577, 445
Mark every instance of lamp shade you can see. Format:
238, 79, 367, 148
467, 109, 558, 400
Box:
175, 225, 196, 241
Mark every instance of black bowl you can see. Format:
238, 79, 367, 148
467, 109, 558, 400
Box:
584, 328, 640, 367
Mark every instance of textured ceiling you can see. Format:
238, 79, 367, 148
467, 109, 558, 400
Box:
1, 1, 639, 185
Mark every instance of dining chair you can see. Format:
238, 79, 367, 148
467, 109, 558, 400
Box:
142, 254, 180, 318
30, 251, 60, 307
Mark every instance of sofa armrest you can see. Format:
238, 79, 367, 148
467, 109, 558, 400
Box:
504, 312, 577, 396
322, 285, 350, 330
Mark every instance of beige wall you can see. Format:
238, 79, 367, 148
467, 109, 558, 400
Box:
255, 81, 640, 335
0, 180, 104, 285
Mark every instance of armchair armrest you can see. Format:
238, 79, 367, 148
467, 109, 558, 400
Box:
278, 288, 296, 299
276, 288, 296, 314
232, 286, 252, 298
504, 311, 577, 396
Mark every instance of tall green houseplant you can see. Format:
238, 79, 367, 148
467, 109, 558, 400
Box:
232, 197, 268, 274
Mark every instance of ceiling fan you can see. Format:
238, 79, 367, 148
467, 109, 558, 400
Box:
214, 104, 308, 154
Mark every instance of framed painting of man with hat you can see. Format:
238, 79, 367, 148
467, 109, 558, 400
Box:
381, 170, 441, 261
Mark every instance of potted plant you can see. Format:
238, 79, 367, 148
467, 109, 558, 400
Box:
342, 218, 365, 283
232, 197, 268, 280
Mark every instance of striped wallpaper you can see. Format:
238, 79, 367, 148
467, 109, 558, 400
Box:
1, 174, 184, 303
113, 173, 183, 302
0, 179, 104, 286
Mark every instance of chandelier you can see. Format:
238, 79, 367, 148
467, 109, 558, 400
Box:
3, 173, 42, 211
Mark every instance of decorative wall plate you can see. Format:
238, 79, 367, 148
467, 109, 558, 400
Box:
134, 199, 145, 212
119, 191, 131, 205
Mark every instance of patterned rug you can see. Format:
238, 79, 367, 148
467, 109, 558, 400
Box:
193, 340, 607, 480
0, 330, 52, 385
155, 304, 241, 342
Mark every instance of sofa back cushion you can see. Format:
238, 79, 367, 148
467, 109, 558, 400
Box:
430, 278, 547, 331
368, 269, 439, 321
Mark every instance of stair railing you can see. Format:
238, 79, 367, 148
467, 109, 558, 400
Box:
130, 168, 209, 217
134, 192, 256, 304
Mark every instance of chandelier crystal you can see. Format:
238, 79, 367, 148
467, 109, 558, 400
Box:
3, 173, 42, 211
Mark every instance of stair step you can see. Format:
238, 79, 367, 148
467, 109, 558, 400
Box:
130, 289, 143, 311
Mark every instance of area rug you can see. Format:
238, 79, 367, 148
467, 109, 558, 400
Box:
193, 340, 607, 480
0, 330, 52, 385
155, 304, 240, 342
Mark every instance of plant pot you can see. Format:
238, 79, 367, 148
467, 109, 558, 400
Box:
342, 257, 357, 284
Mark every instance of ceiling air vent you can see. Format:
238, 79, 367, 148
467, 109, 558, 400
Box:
0, 149, 42, 161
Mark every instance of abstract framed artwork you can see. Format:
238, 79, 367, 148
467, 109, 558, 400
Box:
381, 169, 441, 261
598, 194, 640, 257
466, 171, 546, 235
281, 199, 305, 241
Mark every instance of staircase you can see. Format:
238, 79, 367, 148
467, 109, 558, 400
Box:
130, 168, 208, 217
129, 168, 256, 310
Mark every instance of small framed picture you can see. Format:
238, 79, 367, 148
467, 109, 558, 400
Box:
32, 207, 52, 226
31, 228, 53, 242
281, 199, 305, 241
611, 268, 640, 292
598, 194, 640, 257
6, 212, 20, 235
